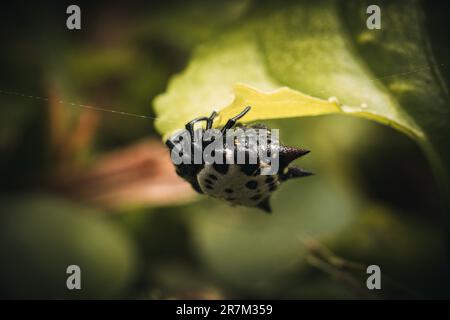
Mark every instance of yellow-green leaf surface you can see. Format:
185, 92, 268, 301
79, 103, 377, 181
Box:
154, 23, 421, 141
218, 84, 420, 140
153, 0, 449, 201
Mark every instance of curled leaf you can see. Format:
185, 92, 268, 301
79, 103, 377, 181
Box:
153, 0, 449, 208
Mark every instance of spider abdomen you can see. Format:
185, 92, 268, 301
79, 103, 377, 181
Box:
197, 163, 280, 211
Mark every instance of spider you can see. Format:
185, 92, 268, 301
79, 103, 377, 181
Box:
165, 106, 312, 213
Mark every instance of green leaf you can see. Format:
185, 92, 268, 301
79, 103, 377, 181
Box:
153, 23, 420, 141
153, 0, 449, 205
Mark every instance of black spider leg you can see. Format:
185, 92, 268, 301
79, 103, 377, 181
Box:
184, 111, 218, 150
184, 110, 219, 139
204, 111, 220, 161
220, 106, 255, 175
220, 106, 251, 134
185, 116, 209, 138
165, 139, 175, 149
184, 110, 219, 166
206, 111, 218, 130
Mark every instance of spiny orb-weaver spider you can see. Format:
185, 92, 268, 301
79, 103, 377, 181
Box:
165, 106, 312, 213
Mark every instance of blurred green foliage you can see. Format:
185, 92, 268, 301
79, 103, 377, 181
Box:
0, 0, 449, 299
0, 195, 137, 299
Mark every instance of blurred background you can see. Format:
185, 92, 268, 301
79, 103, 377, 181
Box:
0, 0, 449, 299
